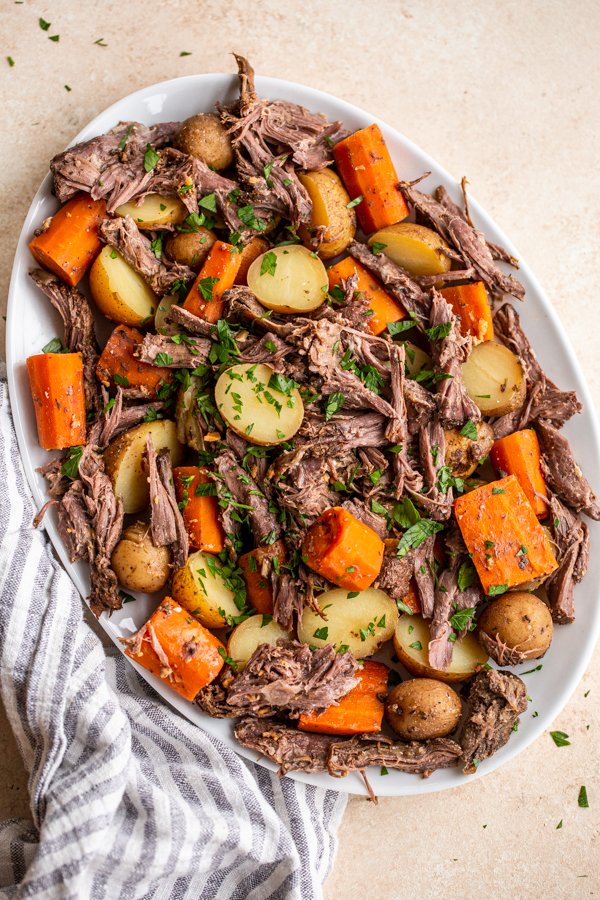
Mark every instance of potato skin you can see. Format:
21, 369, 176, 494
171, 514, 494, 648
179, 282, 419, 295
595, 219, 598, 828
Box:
165, 227, 217, 271
477, 592, 553, 662
444, 421, 495, 478
298, 169, 356, 260
111, 522, 171, 593
385, 679, 462, 741
175, 114, 233, 170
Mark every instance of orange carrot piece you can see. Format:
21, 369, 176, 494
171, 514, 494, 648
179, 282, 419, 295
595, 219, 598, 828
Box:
235, 237, 270, 286
125, 597, 225, 701
397, 578, 422, 614
183, 240, 242, 322
490, 429, 549, 519
29, 194, 106, 287
298, 660, 388, 735
454, 475, 558, 594
96, 324, 173, 397
440, 282, 494, 342
333, 124, 409, 234
26, 352, 86, 450
327, 256, 406, 335
173, 466, 225, 553
302, 507, 385, 591
239, 540, 287, 615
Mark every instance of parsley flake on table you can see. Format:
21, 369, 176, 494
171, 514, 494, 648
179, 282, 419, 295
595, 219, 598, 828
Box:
550, 731, 571, 747
38, 17, 51, 30
578, 785, 589, 808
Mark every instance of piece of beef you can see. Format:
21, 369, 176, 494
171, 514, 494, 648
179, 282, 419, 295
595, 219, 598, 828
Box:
387, 343, 423, 497
237, 332, 294, 373
436, 183, 519, 267
459, 669, 528, 774
55, 480, 95, 562
427, 556, 459, 671
376, 554, 413, 599
546, 493, 590, 623
298, 411, 389, 449
341, 498, 388, 539
327, 735, 462, 778
137, 332, 211, 368
214, 449, 281, 548
428, 291, 481, 427
413, 536, 437, 618
272, 573, 304, 632
403, 379, 436, 435
145, 436, 188, 569
226, 640, 358, 717
349, 240, 432, 322
536, 420, 600, 520
166, 304, 215, 337
234, 718, 340, 775
98, 216, 194, 295
412, 419, 453, 521
195, 671, 238, 718
37, 457, 69, 498
175, 375, 216, 452
478, 632, 531, 667
97, 389, 167, 447
271, 450, 337, 522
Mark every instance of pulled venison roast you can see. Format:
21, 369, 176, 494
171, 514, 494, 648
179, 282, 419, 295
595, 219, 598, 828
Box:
459, 669, 528, 774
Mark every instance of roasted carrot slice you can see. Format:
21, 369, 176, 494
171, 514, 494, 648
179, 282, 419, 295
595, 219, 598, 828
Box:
173, 466, 225, 553
490, 429, 549, 519
454, 475, 558, 594
333, 124, 409, 233
29, 194, 106, 287
235, 237, 270, 286
238, 540, 287, 615
96, 324, 173, 397
26, 352, 86, 450
327, 256, 406, 335
440, 282, 493, 342
183, 240, 242, 322
298, 660, 388, 735
302, 507, 385, 591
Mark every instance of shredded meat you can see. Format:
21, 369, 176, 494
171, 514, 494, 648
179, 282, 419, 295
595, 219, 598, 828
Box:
137, 332, 211, 368
536, 420, 600, 520
234, 718, 341, 775
459, 669, 528, 773
98, 217, 193, 295
349, 240, 431, 322
546, 493, 590, 623
327, 734, 462, 778
428, 291, 480, 427
145, 436, 188, 569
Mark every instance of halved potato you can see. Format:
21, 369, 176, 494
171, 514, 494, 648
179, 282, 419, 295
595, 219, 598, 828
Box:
111, 521, 171, 593
154, 294, 179, 336
215, 362, 304, 446
393, 615, 488, 683
404, 341, 432, 378
115, 193, 187, 229
444, 421, 495, 478
297, 587, 398, 658
461, 341, 526, 416
368, 223, 453, 276
104, 419, 184, 514
89, 246, 158, 327
172, 550, 247, 629
298, 169, 356, 260
164, 227, 217, 271
247, 245, 328, 313
227, 615, 292, 669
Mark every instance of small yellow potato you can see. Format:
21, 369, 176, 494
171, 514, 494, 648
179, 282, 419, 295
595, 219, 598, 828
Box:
103, 420, 184, 514
247, 245, 328, 314
215, 363, 304, 446
404, 342, 432, 378
164, 227, 217, 271
444, 421, 495, 478
477, 591, 553, 663
115, 194, 187, 229
393, 615, 488, 683
385, 678, 462, 741
227, 615, 292, 669
171, 550, 246, 629
175, 114, 234, 170
89, 246, 158, 327
111, 521, 171, 593
368, 223, 453, 276
461, 341, 526, 416
297, 587, 399, 658
298, 169, 356, 260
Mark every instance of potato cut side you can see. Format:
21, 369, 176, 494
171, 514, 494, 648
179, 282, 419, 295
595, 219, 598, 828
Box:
461, 341, 526, 416
172, 550, 246, 629
154, 293, 179, 335
89, 246, 158, 327
215, 362, 304, 446
298, 169, 356, 260
368, 223, 453, 276
247, 244, 328, 313
393, 615, 488, 682
115, 193, 187, 228
404, 342, 432, 378
227, 616, 292, 669
103, 419, 184, 514
297, 587, 398, 658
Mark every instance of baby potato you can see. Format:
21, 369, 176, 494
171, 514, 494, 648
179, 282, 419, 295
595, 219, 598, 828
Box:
215, 362, 304, 446
171, 550, 245, 629
297, 587, 398, 658
461, 341, 526, 416
368, 223, 453, 276
444, 420, 495, 478
393, 614, 488, 683
235, 237, 271, 286
227, 615, 292, 669
89, 246, 158, 327
111, 521, 171, 593
298, 169, 357, 260
164, 227, 217, 271
115, 194, 187, 229
477, 591, 553, 663
385, 678, 462, 741
175, 114, 234, 171
247, 244, 328, 314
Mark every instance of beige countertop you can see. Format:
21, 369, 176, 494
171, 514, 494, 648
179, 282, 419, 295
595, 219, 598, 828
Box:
1, 1, 599, 895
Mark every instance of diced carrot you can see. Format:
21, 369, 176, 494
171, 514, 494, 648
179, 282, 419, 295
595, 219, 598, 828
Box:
239, 540, 287, 614
26, 352, 86, 450
235, 237, 270, 286
454, 475, 558, 594
303, 507, 385, 591
327, 256, 406, 335
173, 466, 225, 553
183, 240, 242, 322
333, 124, 409, 233
440, 282, 493, 342
298, 660, 388, 735
397, 578, 422, 614
29, 194, 106, 286
96, 324, 173, 397
490, 429, 549, 519
124, 596, 225, 701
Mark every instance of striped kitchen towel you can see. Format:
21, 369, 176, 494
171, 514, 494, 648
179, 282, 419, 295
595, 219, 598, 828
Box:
0, 381, 346, 900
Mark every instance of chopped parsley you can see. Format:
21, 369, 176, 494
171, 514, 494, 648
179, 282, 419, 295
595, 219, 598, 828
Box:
260, 251, 278, 277
41, 337, 69, 354
487, 584, 509, 596
396, 519, 444, 559
449, 606, 477, 632
218, 647, 239, 670
457, 559, 476, 592
197, 275, 219, 302
154, 352, 174, 366
313, 626, 329, 640
119, 591, 136, 604
492, 487, 506, 495
387, 318, 416, 336
409, 640, 423, 651
324, 391, 345, 421
370, 242, 387, 254
150, 234, 163, 259
61, 445, 83, 479
238, 204, 267, 232
425, 321, 452, 341
346, 195, 363, 209
113, 373, 130, 386
460, 419, 479, 440
143, 144, 160, 172
39, 17, 51, 30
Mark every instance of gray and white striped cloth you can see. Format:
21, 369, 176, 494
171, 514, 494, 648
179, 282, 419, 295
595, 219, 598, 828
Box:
0, 382, 346, 899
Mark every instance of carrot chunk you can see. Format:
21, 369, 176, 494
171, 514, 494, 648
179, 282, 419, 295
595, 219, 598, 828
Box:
26, 352, 86, 450
327, 256, 406, 335
173, 466, 225, 553
454, 475, 558, 594
29, 194, 106, 286
96, 324, 173, 397
183, 240, 242, 322
333, 124, 409, 233
298, 660, 388, 735
490, 429, 549, 519
239, 540, 288, 615
302, 507, 385, 591
440, 282, 494, 342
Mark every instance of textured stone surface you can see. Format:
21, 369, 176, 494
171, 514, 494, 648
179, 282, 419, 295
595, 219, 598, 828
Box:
1, 0, 599, 894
